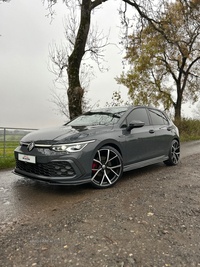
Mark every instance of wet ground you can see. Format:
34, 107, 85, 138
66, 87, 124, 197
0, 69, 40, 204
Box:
1, 140, 200, 230
0, 141, 200, 266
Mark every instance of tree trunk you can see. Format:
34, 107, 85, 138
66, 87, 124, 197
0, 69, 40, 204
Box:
174, 88, 183, 120
67, 0, 91, 120
174, 102, 181, 120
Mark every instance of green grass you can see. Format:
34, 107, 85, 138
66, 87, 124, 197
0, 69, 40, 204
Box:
0, 119, 200, 170
174, 118, 200, 142
0, 155, 15, 170
0, 135, 23, 141
0, 141, 19, 156
0, 141, 18, 170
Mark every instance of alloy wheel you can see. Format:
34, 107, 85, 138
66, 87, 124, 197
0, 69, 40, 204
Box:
164, 139, 180, 166
91, 146, 123, 188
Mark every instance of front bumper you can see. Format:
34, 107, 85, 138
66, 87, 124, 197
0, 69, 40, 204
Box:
13, 146, 92, 185
13, 168, 91, 185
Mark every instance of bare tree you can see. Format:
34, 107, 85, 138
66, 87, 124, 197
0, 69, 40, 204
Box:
47, 0, 164, 120
47, 0, 109, 119
49, 61, 94, 119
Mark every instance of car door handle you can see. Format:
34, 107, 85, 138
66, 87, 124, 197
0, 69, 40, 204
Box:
149, 129, 155, 134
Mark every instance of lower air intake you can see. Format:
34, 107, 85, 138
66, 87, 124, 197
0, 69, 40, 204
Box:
16, 160, 75, 177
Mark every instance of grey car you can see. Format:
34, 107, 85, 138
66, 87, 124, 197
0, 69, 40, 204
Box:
13, 106, 180, 188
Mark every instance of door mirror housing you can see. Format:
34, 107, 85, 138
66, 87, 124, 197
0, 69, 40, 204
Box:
126, 120, 145, 131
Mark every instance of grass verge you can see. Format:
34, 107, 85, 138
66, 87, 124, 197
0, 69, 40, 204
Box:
0, 155, 15, 170
174, 118, 200, 142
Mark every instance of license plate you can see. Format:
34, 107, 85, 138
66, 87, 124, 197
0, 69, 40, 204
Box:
18, 154, 36, 164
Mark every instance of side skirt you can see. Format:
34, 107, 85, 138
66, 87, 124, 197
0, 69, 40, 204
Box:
123, 155, 169, 172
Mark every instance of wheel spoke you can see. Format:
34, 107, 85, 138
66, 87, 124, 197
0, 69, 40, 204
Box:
104, 172, 112, 184
107, 168, 119, 177
91, 168, 102, 180
172, 153, 177, 164
108, 164, 121, 169
107, 164, 121, 176
93, 158, 101, 165
175, 153, 179, 162
99, 172, 112, 185
175, 151, 180, 162
97, 150, 101, 162
108, 155, 118, 163
100, 173, 105, 185
105, 149, 110, 164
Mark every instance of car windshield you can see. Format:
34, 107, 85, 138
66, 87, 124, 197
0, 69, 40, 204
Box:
67, 107, 129, 126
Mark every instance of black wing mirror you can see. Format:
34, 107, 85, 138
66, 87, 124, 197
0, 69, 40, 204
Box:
126, 120, 145, 131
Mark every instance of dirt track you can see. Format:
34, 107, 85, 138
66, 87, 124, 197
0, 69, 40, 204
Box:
0, 150, 200, 266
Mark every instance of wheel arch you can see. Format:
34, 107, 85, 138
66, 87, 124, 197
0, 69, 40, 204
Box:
95, 139, 123, 158
102, 143, 122, 156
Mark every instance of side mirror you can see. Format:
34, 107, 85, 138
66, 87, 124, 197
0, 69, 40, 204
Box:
126, 120, 145, 131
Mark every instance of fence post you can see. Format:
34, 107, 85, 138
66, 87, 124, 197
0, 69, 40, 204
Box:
0, 127, 37, 158
3, 128, 6, 157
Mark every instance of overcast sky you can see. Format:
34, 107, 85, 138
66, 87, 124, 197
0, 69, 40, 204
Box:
0, 0, 195, 130
0, 0, 130, 129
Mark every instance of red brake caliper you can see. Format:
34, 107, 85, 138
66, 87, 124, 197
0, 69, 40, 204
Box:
92, 161, 98, 174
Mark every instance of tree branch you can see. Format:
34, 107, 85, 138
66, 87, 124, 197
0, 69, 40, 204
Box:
91, 0, 109, 10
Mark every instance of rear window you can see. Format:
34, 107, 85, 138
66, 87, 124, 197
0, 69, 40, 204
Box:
149, 109, 168, 125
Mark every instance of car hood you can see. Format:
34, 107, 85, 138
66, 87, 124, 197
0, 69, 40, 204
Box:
21, 125, 114, 145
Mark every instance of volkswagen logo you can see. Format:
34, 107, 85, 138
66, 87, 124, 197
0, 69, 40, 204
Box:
27, 142, 35, 152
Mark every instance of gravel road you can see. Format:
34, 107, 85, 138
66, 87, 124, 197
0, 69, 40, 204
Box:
0, 142, 200, 267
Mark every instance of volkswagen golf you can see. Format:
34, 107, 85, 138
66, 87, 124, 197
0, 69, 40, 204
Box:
13, 106, 180, 188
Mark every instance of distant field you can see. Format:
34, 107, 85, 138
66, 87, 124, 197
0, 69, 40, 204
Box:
0, 128, 36, 169
0, 141, 19, 157
0, 131, 30, 157
0, 135, 25, 141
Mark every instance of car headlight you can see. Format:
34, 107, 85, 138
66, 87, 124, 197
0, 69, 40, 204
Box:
51, 140, 95, 153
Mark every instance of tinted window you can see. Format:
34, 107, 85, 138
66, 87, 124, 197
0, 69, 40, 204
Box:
149, 109, 169, 125
126, 108, 150, 126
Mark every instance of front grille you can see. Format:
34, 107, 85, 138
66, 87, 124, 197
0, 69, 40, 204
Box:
16, 160, 75, 177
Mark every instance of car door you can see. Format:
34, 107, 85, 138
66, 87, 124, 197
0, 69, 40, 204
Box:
148, 108, 172, 157
122, 107, 156, 165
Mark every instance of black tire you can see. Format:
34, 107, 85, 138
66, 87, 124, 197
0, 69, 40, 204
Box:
164, 139, 180, 166
91, 146, 123, 188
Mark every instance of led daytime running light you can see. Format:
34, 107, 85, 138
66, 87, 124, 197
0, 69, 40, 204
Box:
52, 140, 95, 152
